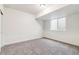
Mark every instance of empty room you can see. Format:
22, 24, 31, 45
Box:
0, 4, 79, 55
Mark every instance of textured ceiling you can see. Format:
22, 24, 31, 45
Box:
4, 4, 68, 16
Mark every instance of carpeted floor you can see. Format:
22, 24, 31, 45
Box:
0, 38, 79, 55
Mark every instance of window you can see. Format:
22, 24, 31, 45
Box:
50, 17, 66, 31
50, 19, 57, 31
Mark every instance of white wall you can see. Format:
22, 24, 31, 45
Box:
2, 8, 42, 46
0, 4, 4, 51
0, 5, 2, 51
44, 13, 79, 46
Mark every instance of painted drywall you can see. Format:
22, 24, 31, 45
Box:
37, 19, 49, 37
2, 8, 42, 46
44, 13, 79, 46
0, 5, 2, 51
0, 4, 4, 51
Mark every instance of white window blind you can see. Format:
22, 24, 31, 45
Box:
50, 19, 57, 31
50, 17, 66, 31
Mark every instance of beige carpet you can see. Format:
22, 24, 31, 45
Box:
0, 38, 79, 55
